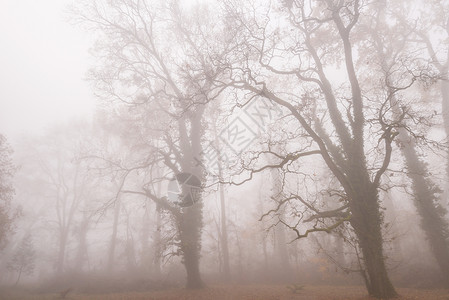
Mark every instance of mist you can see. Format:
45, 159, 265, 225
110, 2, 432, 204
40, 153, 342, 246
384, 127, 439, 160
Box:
1, 1, 449, 299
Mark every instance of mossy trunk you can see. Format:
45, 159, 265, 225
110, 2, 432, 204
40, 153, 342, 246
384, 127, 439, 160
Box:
398, 130, 449, 286
349, 188, 398, 298
178, 203, 204, 289
345, 158, 398, 299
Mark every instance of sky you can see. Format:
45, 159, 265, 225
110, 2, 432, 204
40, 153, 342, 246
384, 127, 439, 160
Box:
0, 0, 95, 141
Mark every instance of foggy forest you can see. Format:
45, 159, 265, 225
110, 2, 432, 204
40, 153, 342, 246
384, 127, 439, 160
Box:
1, 0, 449, 299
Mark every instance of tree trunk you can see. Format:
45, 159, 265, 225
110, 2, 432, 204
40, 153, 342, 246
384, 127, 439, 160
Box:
175, 108, 205, 289
271, 168, 291, 276
347, 176, 398, 298
211, 116, 231, 281
397, 130, 449, 285
441, 79, 449, 211
14, 267, 22, 286
258, 183, 268, 270
382, 190, 403, 261
178, 204, 204, 288
153, 204, 162, 276
334, 234, 346, 266
217, 157, 230, 281
107, 196, 121, 272
75, 213, 89, 271
218, 182, 231, 281
56, 228, 68, 274
140, 203, 151, 273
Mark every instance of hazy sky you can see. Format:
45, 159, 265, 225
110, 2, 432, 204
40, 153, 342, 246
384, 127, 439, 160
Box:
0, 0, 95, 140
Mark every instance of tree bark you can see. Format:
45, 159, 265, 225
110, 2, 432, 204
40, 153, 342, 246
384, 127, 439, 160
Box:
397, 130, 449, 285
176, 110, 205, 289
152, 204, 162, 276
178, 204, 203, 288
348, 183, 398, 298
107, 196, 121, 272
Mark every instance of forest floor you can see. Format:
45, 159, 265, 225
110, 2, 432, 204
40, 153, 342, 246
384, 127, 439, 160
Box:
1, 284, 449, 300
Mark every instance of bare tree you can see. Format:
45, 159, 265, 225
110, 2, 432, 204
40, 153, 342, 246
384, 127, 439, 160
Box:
7, 233, 35, 286
370, 1, 449, 285
216, 0, 434, 297
0, 134, 17, 252
75, 0, 229, 288
22, 125, 94, 275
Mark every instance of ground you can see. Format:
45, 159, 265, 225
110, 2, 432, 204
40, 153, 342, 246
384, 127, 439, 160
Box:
1, 285, 448, 300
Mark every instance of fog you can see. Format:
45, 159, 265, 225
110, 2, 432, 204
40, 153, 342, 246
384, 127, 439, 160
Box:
1, 1, 449, 299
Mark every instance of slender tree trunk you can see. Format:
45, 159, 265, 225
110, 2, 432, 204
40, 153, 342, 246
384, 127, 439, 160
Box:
153, 205, 162, 276
14, 267, 23, 286
125, 210, 137, 272
441, 78, 449, 211
107, 196, 121, 272
56, 228, 68, 274
334, 234, 345, 266
441, 75, 449, 155
211, 107, 231, 281
271, 168, 290, 277
258, 183, 268, 270
150, 175, 163, 276
396, 129, 449, 285
217, 159, 230, 281
75, 213, 90, 271
140, 203, 151, 272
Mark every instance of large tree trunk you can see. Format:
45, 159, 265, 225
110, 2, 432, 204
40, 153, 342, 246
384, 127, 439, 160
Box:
348, 185, 398, 298
176, 110, 205, 289
178, 203, 203, 288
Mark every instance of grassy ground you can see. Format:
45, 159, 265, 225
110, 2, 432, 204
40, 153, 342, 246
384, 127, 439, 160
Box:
1, 284, 448, 300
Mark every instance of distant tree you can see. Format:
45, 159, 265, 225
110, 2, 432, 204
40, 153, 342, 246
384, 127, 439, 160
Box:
0, 134, 18, 251
18, 123, 95, 274
7, 233, 35, 285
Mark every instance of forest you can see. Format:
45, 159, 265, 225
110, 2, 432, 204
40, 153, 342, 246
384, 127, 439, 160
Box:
1, 0, 449, 299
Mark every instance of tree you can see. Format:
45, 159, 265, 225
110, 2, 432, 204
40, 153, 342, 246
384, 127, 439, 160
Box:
217, 0, 432, 297
410, 0, 449, 191
0, 134, 17, 251
370, 1, 449, 285
18, 123, 95, 274
75, 0, 228, 288
7, 234, 35, 286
